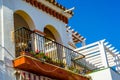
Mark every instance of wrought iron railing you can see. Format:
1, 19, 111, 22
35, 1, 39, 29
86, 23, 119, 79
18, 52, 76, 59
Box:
14, 27, 86, 74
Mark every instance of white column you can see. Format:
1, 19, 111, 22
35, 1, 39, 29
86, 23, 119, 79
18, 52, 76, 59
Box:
2, 1, 15, 59
2, 1, 16, 80
82, 39, 86, 46
68, 29, 73, 43
99, 40, 109, 68
0, 1, 6, 80
0, 0, 4, 61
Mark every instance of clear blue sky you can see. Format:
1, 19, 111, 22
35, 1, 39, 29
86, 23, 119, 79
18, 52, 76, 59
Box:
57, 0, 120, 50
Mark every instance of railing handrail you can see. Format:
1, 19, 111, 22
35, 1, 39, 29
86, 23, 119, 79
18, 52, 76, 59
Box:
14, 27, 91, 74
16, 27, 85, 58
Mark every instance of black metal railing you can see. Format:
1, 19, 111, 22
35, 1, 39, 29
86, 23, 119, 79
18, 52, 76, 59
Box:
14, 27, 86, 73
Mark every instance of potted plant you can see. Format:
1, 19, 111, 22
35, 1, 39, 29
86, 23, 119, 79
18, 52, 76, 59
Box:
29, 51, 35, 56
45, 57, 53, 63
34, 50, 49, 62
59, 62, 65, 68
35, 52, 44, 59
67, 66, 80, 73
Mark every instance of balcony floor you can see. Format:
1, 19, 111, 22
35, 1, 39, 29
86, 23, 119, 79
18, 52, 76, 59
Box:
13, 56, 89, 80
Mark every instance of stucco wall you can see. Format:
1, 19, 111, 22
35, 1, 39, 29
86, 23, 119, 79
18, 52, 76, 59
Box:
2, 0, 69, 58
89, 68, 112, 80
0, 1, 4, 79
3, 0, 68, 45
89, 68, 120, 80
1, 0, 16, 79
1, 0, 69, 80
12, 0, 68, 45
0, 0, 3, 60
0, 62, 4, 80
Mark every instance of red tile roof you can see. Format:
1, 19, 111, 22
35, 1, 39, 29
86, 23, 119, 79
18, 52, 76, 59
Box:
24, 0, 73, 23
45, 0, 73, 15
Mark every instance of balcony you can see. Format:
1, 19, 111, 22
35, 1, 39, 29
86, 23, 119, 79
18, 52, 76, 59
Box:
13, 27, 90, 80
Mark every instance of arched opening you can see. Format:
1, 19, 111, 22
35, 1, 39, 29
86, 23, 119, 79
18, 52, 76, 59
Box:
14, 13, 29, 30
44, 25, 62, 43
44, 28, 56, 41
44, 25, 64, 63
14, 10, 35, 30
14, 10, 35, 57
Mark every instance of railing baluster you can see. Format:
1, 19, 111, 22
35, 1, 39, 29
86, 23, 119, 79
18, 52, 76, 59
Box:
14, 27, 85, 74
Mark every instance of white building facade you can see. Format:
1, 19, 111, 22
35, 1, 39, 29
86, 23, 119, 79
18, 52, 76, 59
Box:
0, 0, 71, 80
0, 0, 120, 80
0, 0, 87, 80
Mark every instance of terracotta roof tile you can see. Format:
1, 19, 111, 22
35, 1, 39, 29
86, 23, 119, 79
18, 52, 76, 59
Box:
24, 0, 69, 23
45, 0, 73, 15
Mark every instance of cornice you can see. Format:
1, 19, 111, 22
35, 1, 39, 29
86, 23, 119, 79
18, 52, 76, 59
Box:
24, 0, 73, 24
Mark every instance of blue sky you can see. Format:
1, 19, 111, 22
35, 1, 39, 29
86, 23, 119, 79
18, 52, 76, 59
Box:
57, 0, 120, 50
